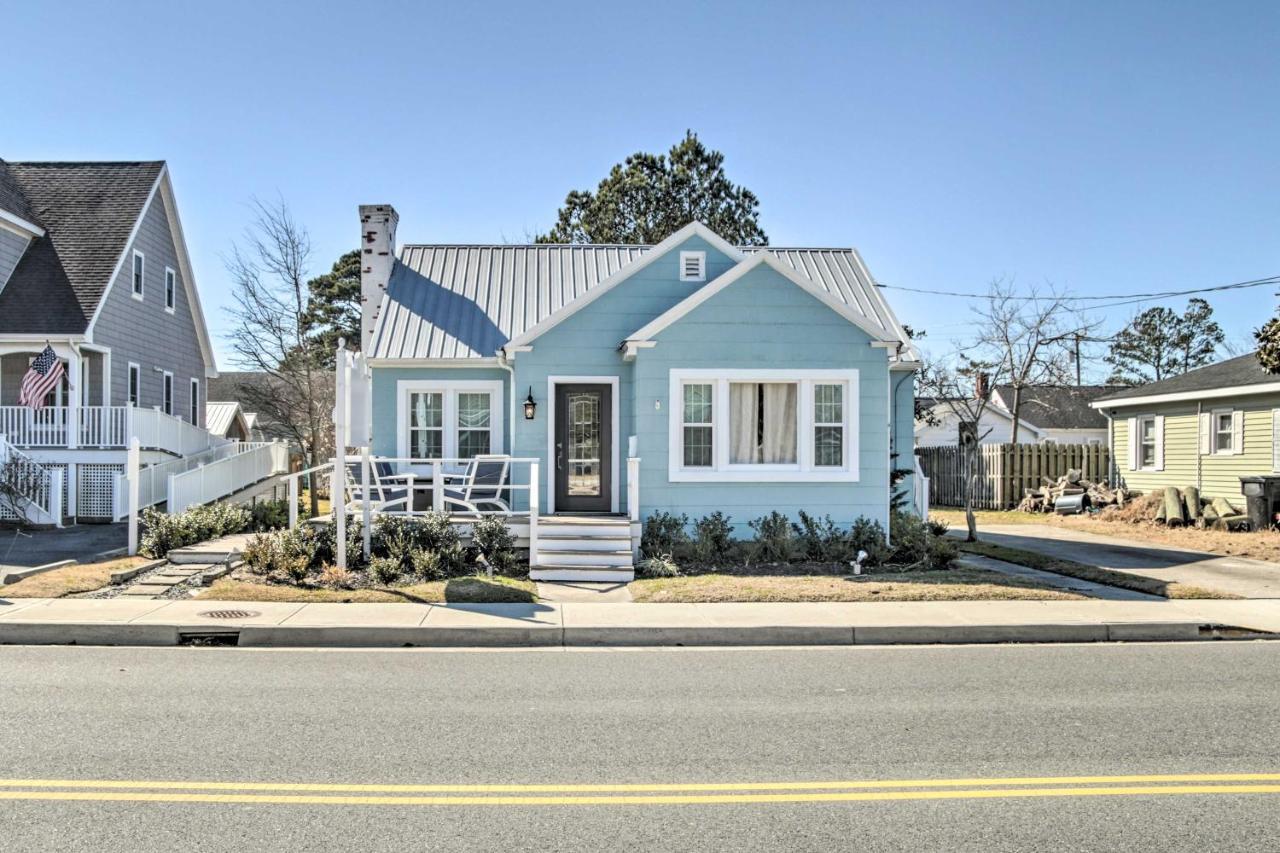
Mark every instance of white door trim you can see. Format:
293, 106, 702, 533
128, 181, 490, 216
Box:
546, 375, 621, 515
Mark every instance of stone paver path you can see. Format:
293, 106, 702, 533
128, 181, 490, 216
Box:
119, 565, 217, 599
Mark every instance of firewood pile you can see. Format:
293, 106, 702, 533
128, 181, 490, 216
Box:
1017, 473, 1250, 530
1015, 469, 1127, 514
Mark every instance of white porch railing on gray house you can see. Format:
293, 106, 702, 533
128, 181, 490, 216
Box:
0, 406, 220, 456
112, 442, 247, 520
167, 441, 289, 512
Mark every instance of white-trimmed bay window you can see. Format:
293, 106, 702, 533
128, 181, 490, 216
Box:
396, 379, 504, 463
669, 369, 859, 482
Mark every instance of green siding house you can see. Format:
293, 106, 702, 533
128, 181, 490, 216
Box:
1092, 353, 1280, 503
358, 205, 920, 580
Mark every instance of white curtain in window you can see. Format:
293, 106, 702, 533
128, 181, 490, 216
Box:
730, 383, 759, 464
762, 383, 797, 463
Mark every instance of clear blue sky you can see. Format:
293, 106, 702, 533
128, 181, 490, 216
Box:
3, 0, 1277, 377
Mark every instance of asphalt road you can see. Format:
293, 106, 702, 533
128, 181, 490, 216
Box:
1, 642, 1278, 851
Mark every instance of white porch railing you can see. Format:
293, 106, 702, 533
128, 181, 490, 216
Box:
113, 442, 249, 520
0, 405, 222, 456
167, 441, 289, 512
0, 433, 63, 526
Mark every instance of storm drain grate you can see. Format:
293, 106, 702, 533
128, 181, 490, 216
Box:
198, 609, 260, 620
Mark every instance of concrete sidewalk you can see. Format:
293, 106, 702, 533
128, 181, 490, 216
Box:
971, 524, 1280, 599
1, 595, 1277, 648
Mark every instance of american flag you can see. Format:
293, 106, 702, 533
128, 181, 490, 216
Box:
17, 345, 65, 411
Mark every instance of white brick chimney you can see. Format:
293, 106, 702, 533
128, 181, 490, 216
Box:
359, 204, 399, 352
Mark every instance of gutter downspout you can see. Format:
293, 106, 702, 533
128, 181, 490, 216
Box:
497, 349, 516, 457
1196, 400, 1203, 491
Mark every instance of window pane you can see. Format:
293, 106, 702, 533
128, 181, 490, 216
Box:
683, 425, 713, 467
730, 383, 760, 463
411, 430, 442, 459
683, 383, 712, 424
458, 429, 490, 459
410, 393, 442, 428
815, 383, 842, 424
458, 393, 490, 429
815, 426, 843, 467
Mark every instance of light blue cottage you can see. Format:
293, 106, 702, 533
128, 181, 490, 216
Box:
358, 205, 920, 580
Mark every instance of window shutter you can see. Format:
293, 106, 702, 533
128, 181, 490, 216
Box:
1127, 417, 1138, 470
1199, 412, 1211, 455
1232, 410, 1245, 455
1153, 415, 1165, 471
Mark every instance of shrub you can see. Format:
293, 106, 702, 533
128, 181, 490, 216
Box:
849, 517, 890, 566
416, 511, 462, 553
410, 549, 446, 581
240, 528, 310, 580
369, 556, 402, 585
636, 554, 681, 578
749, 511, 794, 563
887, 511, 956, 570
241, 533, 276, 575
472, 515, 518, 574
318, 565, 355, 589
641, 512, 690, 560
311, 519, 366, 571
793, 511, 857, 563
249, 499, 291, 532
692, 512, 734, 563
139, 503, 252, 558
925, 517, 949, 537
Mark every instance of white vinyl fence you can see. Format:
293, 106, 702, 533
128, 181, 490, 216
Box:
112, 443, 245, 520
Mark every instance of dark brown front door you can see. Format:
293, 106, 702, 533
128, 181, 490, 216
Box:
554, 383, 612, 513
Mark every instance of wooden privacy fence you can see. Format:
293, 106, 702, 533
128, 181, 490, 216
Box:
917, 443, 1111, 510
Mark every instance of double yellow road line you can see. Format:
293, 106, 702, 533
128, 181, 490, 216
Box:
0, 773, 1277, 807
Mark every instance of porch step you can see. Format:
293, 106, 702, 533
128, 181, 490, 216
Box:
537, 519, 632, 538
536, 549, 633, 568
538, 534, 633, 552
529, 566, 635, 582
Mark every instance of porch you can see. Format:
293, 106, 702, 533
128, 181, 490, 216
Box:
0, 405, 217, 455
282, 455, 642, 580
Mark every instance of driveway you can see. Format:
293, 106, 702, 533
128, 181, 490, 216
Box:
972, 523, 1280, 599
0, 523, 127, 570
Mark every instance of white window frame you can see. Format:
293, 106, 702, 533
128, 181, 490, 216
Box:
680, 382, 715, 469
1137, 415, 1158, 470
395, 379, 504, 466
127, 362, 140, 407
679, 250, 706, 283
132, 250, 145, 300
189, 378, 200, 425
668, 368, 859, 482
1211, 408, 1235, 455
164, 266, 176, 313
162, 371, 174, 415
812, 382, 846, 468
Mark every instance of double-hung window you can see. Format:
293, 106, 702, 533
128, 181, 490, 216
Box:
670, 369, 858, 481
127, 363, 140, 406
398, 380, 504, 462
1213, 410, 1234, 454
162, 372, 174, 416
190, 378, 200, 425
1138, 415, 1157, 468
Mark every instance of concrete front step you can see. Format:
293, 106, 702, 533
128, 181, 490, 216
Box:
537, 524, 630, 539
537, 535, 633, 552
536, 550, 633, 568
529, 566, 635, 582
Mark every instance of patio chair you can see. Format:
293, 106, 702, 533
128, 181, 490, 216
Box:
441, 455, 511, 516
343, 458, 410, 514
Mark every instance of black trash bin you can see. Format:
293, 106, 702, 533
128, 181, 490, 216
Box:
1238, 475, 1280, 531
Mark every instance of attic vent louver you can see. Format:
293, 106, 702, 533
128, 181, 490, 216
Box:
679, 251, 706, 282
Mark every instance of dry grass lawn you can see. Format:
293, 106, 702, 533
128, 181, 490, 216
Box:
629, 568, 1084, 603
932, 507, 1280, 565
0, 556, 152, 598
199, 575, 537, 604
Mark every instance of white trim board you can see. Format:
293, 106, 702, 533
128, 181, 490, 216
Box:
502, 222, 745, 354
1092, 382, 1280, 409
545, 374, 621, 515
0, 207, 44, 238
667, 368, 860, 483
623, 253, 897, 356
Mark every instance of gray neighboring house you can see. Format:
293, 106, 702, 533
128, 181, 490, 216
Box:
0, 159, 218, 520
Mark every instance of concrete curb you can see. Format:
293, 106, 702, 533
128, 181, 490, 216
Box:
109, 559, 166, 585
0, 618, 1215, 648
0, 559, 76, 586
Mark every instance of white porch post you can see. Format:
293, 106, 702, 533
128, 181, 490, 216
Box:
360, 445, 372, 561
334, 341, 348, 571
127, 437, 140, 555
288, 475, 298, 530
432, 461, 443, 513
65, 349, 80, 449
528, 461, 539, 568
627, 456, 641, 562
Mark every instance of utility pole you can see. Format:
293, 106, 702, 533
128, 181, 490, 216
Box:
1074, 333, 1082, 386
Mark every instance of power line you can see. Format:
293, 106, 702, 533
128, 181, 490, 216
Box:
876, 274, 1280, 303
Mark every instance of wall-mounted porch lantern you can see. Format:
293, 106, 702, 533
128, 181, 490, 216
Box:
523, 387, 537, 420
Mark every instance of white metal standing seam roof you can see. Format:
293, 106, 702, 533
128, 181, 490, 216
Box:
369, 243, 913, 361
205, 401, 245, 438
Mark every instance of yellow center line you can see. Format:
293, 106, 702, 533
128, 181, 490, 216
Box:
0, 773, 1277, 795
0, 784, 1278, 807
